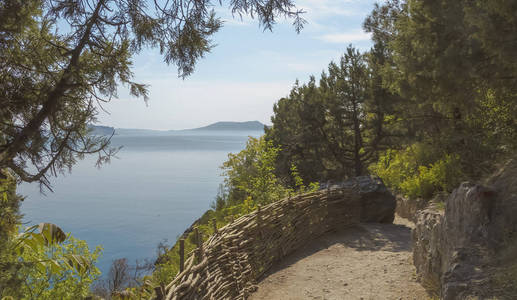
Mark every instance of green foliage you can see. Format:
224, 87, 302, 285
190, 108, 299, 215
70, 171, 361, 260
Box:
266, 45, 402, 185
150, 135, 319, 291
221, 136, 290, 208
370, 144, 464, 200
364, 0, 517, 180
0, 0, 305, 190
1, 170, 102, 299
1, 224, 101, 299
0, 1, 303, 297
0, 171, 21, 243
0, 170, 23, 296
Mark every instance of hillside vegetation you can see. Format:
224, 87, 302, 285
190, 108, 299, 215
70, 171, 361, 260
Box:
148, 1, 517, 298
1, 0, 517, 299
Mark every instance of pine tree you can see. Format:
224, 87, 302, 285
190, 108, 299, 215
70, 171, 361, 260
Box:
0, 0, 305, 189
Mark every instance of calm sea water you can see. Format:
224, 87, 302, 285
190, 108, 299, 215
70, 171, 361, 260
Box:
19, 130, 261, 274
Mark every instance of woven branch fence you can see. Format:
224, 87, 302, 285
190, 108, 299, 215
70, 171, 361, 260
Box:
161, 186, 363, 300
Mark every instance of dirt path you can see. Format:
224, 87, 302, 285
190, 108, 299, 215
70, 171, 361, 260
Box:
249, 216, 429, 300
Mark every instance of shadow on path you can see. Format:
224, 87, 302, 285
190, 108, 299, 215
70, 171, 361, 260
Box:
263, 222, 413, 277
250, 218, 427, 300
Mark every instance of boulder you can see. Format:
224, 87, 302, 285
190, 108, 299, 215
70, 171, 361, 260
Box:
333, 176, 396, 223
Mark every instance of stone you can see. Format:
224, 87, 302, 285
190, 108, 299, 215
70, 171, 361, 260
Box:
328, 176, 396, 223
412, 158, 517, 299
395, 195, 429, 222
355, 176, 396, 223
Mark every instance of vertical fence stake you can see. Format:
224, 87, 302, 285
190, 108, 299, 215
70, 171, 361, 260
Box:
195, 226, 203, 259
154, 286, 164, 300
256, 205, 263, 241
212, 218, 218, 234
179, 239, 185, 272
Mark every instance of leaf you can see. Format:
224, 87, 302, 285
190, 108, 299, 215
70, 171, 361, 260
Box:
22, 236, 39, 253
35, 261, 47, 274
63, 254, 91, 274
49, 259, 63, 274
38, 223, 67, 245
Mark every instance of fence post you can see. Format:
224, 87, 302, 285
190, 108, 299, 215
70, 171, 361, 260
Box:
256, 205, 263, 240
212, 218, 218, 234
179, 239, 185, 272
326, 181, 331, 229
195, 226, 203, 259
154, 286, 164, 300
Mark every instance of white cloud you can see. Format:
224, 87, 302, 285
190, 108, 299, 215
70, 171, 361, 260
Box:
216, 0, 371, 32
318, 31, 371, 44
95, 1, 380, 130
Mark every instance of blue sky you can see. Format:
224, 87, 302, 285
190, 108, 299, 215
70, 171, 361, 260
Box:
97, 0, 380, 130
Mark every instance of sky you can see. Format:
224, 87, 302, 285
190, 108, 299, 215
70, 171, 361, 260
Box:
97, 0, 380, 130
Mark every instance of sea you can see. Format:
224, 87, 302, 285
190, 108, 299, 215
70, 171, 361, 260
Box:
18, 130, 262, 274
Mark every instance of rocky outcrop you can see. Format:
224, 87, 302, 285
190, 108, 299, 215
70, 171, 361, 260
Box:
395, 195, 428, 222
413, 185, 493, 299
330, 176, 396, 223
412, 159, 517, 299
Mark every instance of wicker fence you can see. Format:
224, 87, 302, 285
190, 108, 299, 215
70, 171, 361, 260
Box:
161, 185, 363, 300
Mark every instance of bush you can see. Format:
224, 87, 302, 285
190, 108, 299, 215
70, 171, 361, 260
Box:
2, 225, 101, 299
370, 143, 464, 200
1, 170, 102, 299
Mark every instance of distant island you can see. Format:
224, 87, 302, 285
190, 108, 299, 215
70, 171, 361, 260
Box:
185, 121, 266, 131
88, 125, 115, 136
88, 121, 266, 135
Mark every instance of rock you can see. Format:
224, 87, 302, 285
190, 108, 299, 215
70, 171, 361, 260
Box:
356, 176, 396, 223
413, 183, 496, 299
412, 159, 517, 299
412, 208, 444, 294
330, 176, 396, 223
396, 195, 429, 222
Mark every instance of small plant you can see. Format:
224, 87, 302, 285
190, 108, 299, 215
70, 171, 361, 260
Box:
435, 201, 445, 211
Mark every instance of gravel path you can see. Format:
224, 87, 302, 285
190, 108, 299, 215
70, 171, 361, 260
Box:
249, 216, 429, 300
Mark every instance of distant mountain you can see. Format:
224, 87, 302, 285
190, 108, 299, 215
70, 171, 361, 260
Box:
88, 121, 266, 136
114, 128, 163, 135
186, 121, 266, 131
88, 125, 115, 136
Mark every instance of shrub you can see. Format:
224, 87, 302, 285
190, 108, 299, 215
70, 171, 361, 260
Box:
2, 225, 101, 299
370, 143, 464, 200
